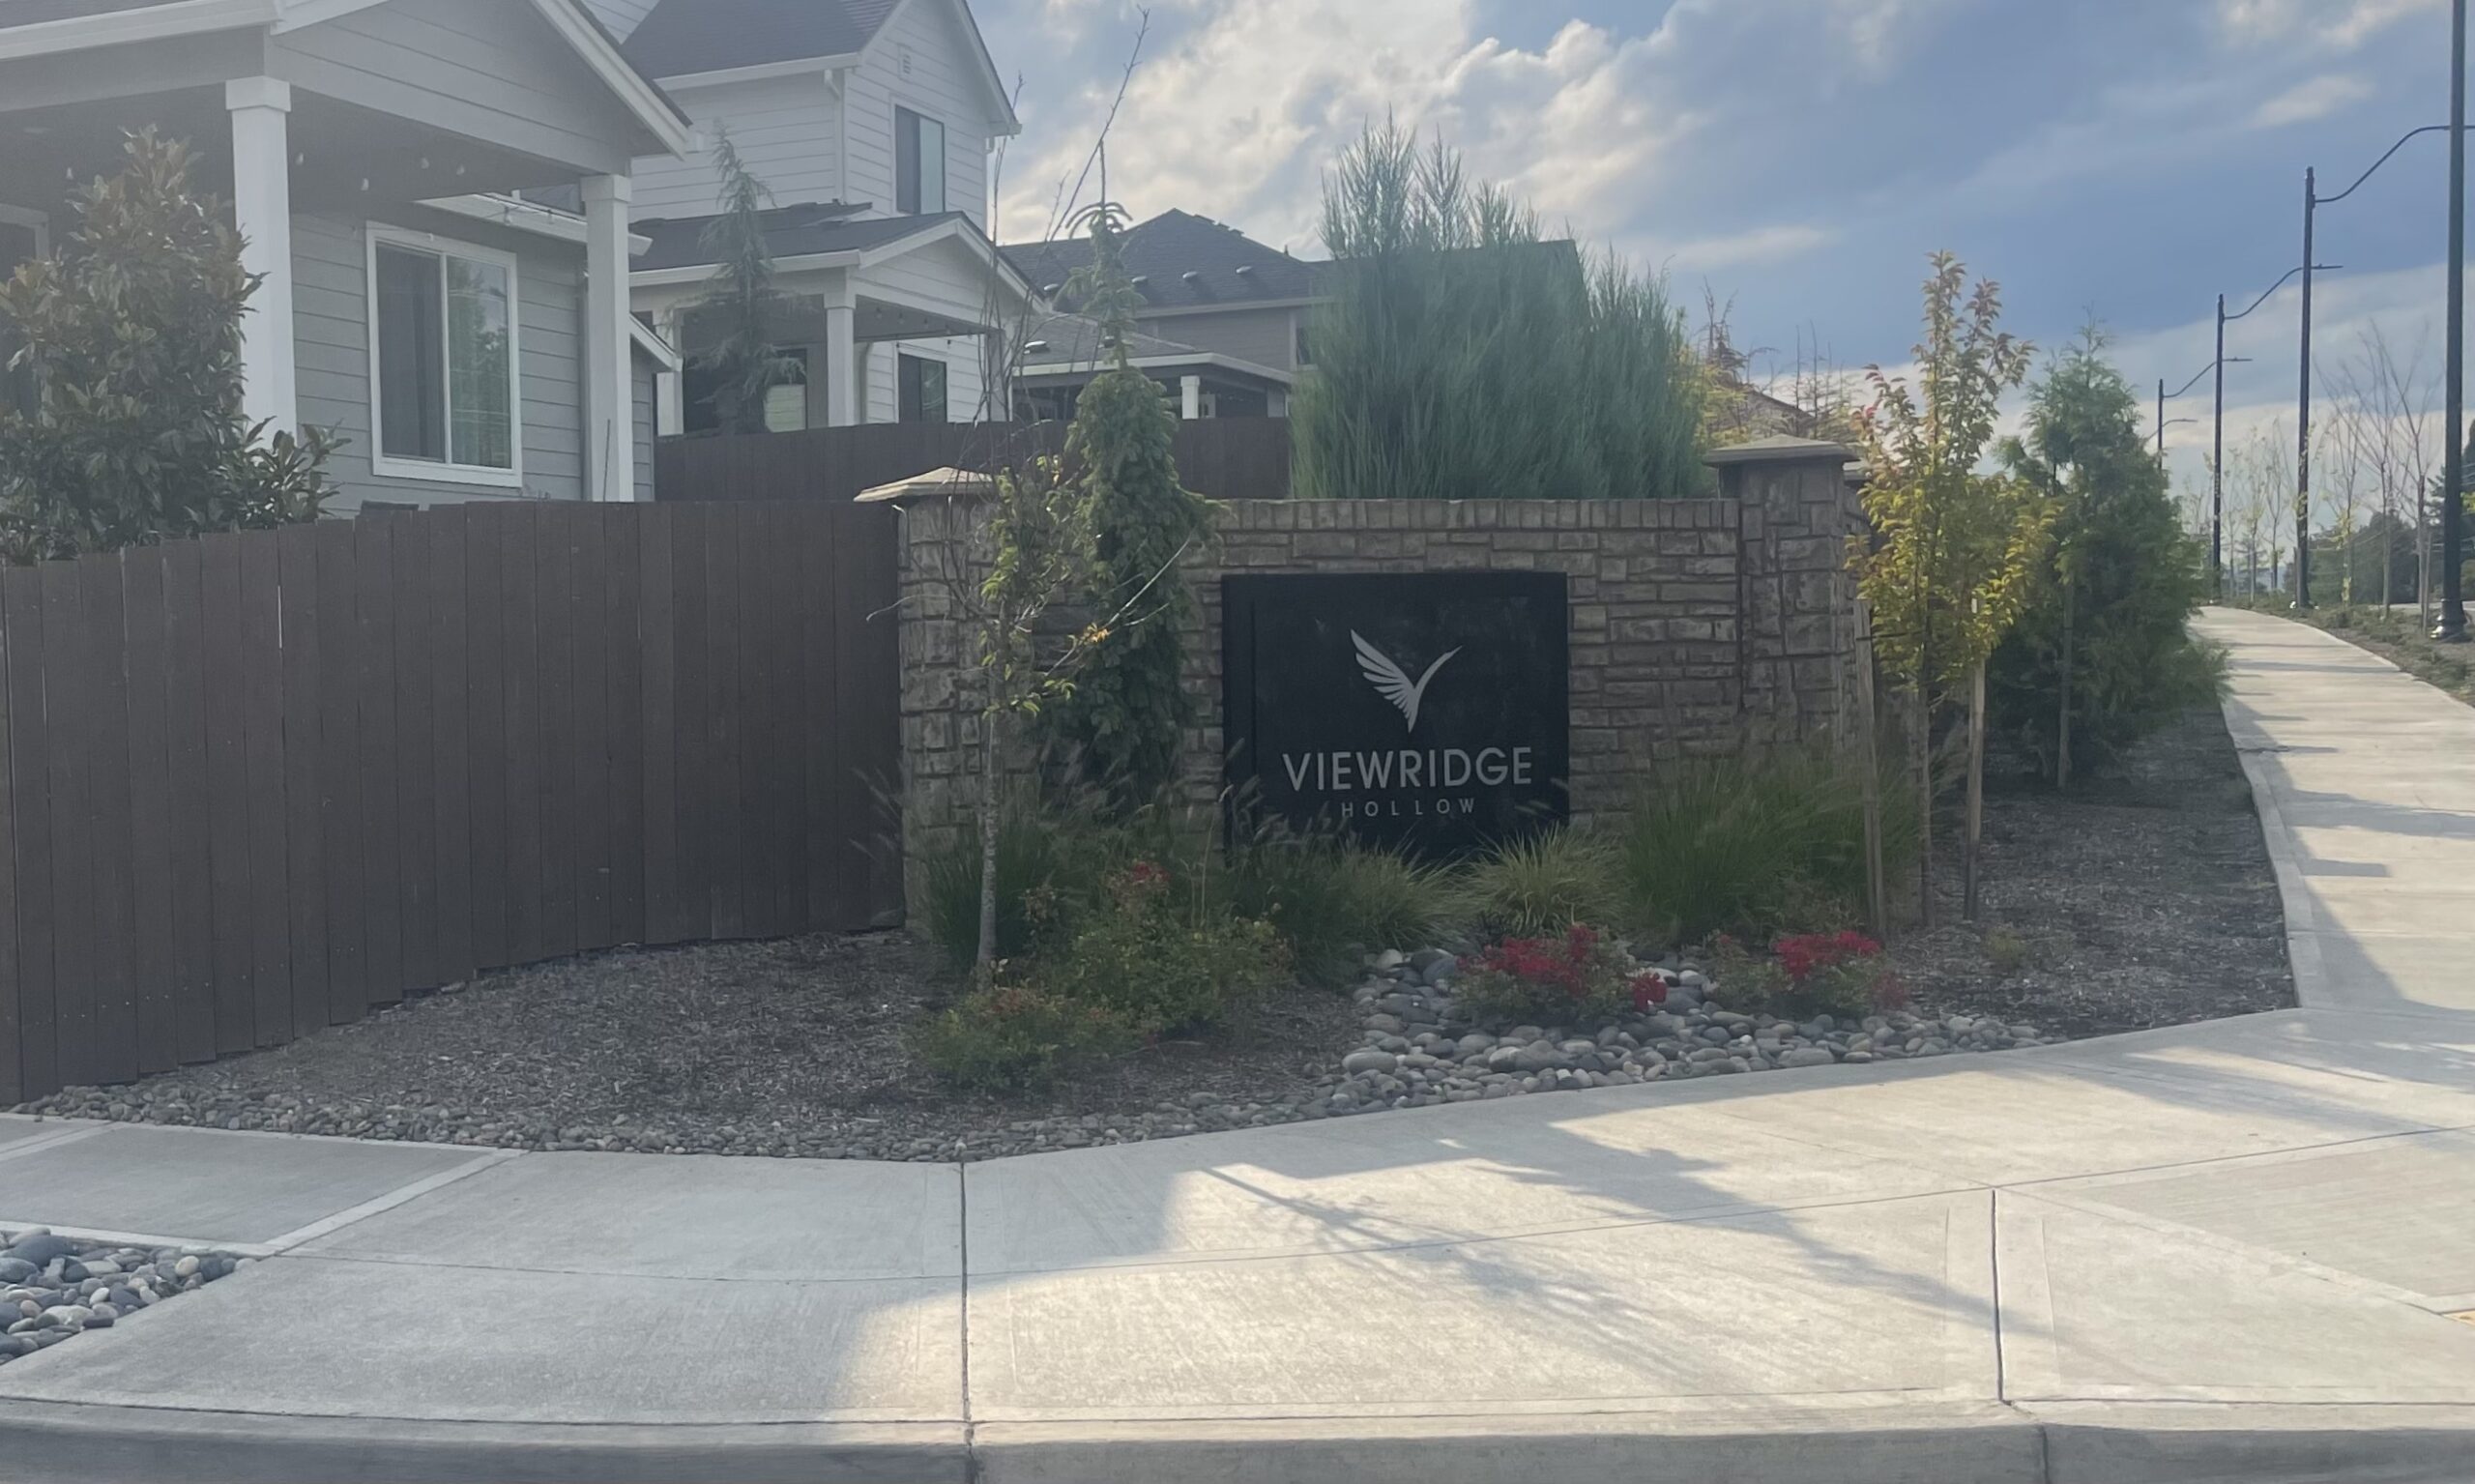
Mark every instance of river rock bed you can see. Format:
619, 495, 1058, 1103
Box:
1, 1228, 240, 1366
1320, 946, 2058, 1116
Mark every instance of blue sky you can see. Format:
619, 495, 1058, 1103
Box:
976, 0, 2451, 500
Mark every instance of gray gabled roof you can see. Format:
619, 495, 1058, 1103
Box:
621, 0, 900, 77
1002, 209, 1323, 314
633, 201, 964, 272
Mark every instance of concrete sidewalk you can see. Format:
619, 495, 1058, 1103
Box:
2, 605, 2472, 1484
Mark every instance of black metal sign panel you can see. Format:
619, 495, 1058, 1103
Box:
1222, 571, 1570, 858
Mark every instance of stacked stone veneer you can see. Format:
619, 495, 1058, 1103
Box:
895, 442, 1861, 891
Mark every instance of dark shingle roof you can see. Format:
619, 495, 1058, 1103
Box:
634, 201, 967, 272
1002, 209, 1322, 313
621, 0, 902, 78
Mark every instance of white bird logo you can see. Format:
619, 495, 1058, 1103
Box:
1353, 630, 1461, 735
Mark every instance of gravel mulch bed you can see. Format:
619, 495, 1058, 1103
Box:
1888, 703, 2295, 1038
2, 1228, 239, 1367
16, 703, 2290, 1160
19, 935, 1362, 1161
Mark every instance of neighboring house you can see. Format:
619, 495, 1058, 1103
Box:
582, 0, 1034, 432
1010, 316, 1293, 423
0, 0, 692, 510
1002, 210, 1323, 418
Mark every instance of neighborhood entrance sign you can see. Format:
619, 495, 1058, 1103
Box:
1221, 572, 1569, 858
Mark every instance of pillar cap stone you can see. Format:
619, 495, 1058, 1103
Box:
856, 467, 998, 504
1704, 434, 1857, 467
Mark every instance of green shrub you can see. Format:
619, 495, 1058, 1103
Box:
1984, 926, 2030, 975
919, 796, 1080, 972
1711, 932, 1906, 1021
1036, 862, 1291, 1034
910, 986, 1141, 1092
1455, 923, 1665, 1026
1619, 749, 1915, 947
1451, 829, 1624, 940
1223, 839, 1450, 988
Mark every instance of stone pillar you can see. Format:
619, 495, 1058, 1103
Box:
226, 77, 295, 435
582, 174, 635, 501
1705, 436, 1862, 750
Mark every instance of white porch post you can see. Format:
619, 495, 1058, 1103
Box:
1180, 374, 1203, 422
655, 307, 684, 437
226, 77, 295, 435
822, 298, 858, 427
582, 174, 635, 501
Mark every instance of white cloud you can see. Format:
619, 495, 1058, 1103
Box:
2250, 73, 2373, 129
2219, 0, 2441, 48
1662, 222, 1840, 272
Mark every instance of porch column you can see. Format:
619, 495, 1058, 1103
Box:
226, 78, 295, 434
655, 307, 684, 436
582, 174, 635, 501
823, 300, 858, 427
1180, 374, 1203, 422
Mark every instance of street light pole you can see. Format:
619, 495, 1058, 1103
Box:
2443, 0, 2470, 641
2298, 166, 2316, 610
2214, 294, 2228, 598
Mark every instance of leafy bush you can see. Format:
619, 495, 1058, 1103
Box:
1222, 838, 1449, 988
910, 986, 1141, 1093
0, 130, 330, 561
1451, 829, 1625, 940
1035, 861, 1291, 1035
1711, 932, 1907, 1021
1456, 924, 1665, 1026
1619, 749, 1916, 947
919, 795, 1085, 972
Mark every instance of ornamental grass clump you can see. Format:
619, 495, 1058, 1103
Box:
1455, 924, 1667, 1027
1451, 829, 1625, 940
1222, 836, 1451, 989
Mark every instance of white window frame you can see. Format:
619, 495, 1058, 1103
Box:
0, 202, 49, 255
364, 221, 524, 489
894, 104, 946, 216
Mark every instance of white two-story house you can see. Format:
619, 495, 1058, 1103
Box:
581, 0, 1034, 432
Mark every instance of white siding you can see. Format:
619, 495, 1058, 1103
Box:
845, 0, 994, 228
580, 0, 657, 41
633, 354, 657, 500
273, 0, 642, 177
293, 208, 590, 509
632, 73, 844, 219
863, 338, 988, 424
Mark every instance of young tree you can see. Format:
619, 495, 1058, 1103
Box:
1851, 252, 2043, 923
0, 130, 330, 560
684, 128, 803, 434
1994, 327, 2211, 786
1045, 203, 1215, 807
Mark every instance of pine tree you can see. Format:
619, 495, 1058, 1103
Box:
685, 128, 802, 434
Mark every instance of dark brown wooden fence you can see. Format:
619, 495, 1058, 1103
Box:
0, 501, 900, 1105
655, 418, 1294, 504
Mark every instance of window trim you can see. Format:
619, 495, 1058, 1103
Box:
894, 104, 946, 216
364, 221, 525, 489
0, 204, 49, 415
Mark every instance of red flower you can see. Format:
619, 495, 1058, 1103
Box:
1628, 973, 1669, 1011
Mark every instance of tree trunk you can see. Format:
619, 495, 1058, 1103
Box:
1914, 678, 1935, 931
1963, 660, 1988, 922
1855, 604, 1888, 940
2055, 576, 2075, 792
975, 699, 1004, 991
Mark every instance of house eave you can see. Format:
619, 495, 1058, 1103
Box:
424, 194, 654, 254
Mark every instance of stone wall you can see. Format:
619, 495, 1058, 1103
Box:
894, 439, 1862, 884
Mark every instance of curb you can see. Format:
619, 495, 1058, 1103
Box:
0, 1401, 970, 1484
8, 1397, 2474, 1483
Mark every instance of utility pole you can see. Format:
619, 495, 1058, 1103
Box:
2214, 294, 2228, 598
2297, 167, 2316, 609
2443, 0, 2470, 640
2157, 379, 2167, 465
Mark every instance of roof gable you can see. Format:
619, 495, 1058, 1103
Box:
1002, 209, 1318, 312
